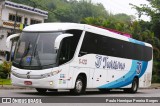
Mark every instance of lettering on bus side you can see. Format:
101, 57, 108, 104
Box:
79, 59, 87, 65
136, 62, 142, 74
95, 55, 125, 70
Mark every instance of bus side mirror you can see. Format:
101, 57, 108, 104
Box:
6, 33, 20, 49
6, 33, 20, 61
54, 33, 73, 49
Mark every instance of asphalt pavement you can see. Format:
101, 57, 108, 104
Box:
1, 83, 160, 89
0, 84, 160, 106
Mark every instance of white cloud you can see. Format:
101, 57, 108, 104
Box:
91, 0, 150, 21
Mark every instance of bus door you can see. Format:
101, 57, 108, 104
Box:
58, 37, 72, 88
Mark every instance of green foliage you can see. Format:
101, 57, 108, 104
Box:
0, 64, 8, 79
0, 79, 11, 85
113, 13, 136, 23
130, 0, 160, 38
10, 0, 109, 22
82, 16, 133, 33
0, 61, 11, 79
2, 61, 12, 74
130, 1, 160, 83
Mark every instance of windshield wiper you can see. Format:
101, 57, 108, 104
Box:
19, 42, 30, 67
33, 44, 42, 69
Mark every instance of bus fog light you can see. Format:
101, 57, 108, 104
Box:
49, 81, 53, 85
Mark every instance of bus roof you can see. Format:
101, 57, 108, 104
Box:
23, 23, 152, 48
23, 23, 85, 32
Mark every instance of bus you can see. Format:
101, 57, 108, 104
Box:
10, 23, 153, 95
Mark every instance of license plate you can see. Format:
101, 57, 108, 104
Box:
24, 81, 32, 85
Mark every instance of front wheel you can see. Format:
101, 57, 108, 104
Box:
70, 76, 86, 95
36, 88, 47, 94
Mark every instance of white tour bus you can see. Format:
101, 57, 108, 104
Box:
10, 23, 153, 95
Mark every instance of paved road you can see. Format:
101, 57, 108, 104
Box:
0, 89, 160, 106
0, 89, 160, 97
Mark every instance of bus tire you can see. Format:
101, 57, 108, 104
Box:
36, 88, 47, 94
70, 76, 86, 95
124, 78, 138, 93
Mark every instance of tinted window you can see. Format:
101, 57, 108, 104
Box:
13, 32, 62, 70
30, 19, 42, 25
58, 30, 82, 65
79, 32, 152, 61
9, 14, 22, 22
79, 32, 101, 56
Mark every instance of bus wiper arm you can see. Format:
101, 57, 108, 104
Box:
33, 44, 42, 69
19, 42, 30, 66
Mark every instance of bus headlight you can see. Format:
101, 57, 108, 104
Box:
49, 81, 53, 85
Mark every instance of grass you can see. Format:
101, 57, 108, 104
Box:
0, 79, 11, 85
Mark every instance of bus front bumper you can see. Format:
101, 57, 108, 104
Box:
11, 74, 59, 89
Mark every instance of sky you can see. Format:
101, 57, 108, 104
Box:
91, 0, 150, 21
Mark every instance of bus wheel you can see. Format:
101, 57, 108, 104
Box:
70, 76, 86, 95
36, 88, 47, 94
124, 78, 138, 93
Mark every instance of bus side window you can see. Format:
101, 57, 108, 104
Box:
58, 38, 71, 65
79, 31, 152, 61
79, 32, 100, 56
58, 30, 82, 65
66, 30, 82, 59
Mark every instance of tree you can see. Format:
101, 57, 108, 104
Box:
113, 13, 135, 23
130, 0, 160, 38
130, 1, 160, 82
10, 0, 109, 22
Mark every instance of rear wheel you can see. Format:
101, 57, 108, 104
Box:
70, 76, 86, 95
124, 78, 138, 93
36, 88, 47, 94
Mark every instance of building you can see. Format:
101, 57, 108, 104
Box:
0, 0, 48, 61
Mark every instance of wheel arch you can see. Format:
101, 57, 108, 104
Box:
70, 73, 87, 95
72, 72, 87, 88
77, 73, 87, 85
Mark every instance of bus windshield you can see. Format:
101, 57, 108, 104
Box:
13, 32, 62, 70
